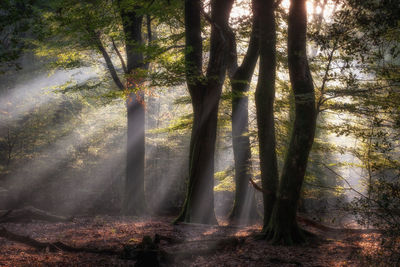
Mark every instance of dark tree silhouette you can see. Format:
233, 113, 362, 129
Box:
254, 0, 279, 228
175, 0, 234, 224
264, 0, 317, 244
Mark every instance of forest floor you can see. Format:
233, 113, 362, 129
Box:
0, 215, 396, 266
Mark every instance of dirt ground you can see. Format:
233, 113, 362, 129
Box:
0, 215, 394, 266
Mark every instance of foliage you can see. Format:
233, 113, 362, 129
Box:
0, 0, 43, 73
305, 0, 400, 256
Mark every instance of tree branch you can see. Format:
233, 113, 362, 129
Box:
111, 37, 128, 74
249, 178, 271, 194
91, 31, 124, 90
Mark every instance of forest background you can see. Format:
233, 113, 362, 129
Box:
0, 0, 399, 264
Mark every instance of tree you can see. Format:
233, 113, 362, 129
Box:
265, 0, 317, 244
0, 0, 37, 73
175, 0, 234, 224
117, 0, 148, 215
33, 0, 153, 215
254, 0, 279, 228
312, 0, 400, 257
226, 0, 260, 225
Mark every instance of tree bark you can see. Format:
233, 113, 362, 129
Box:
265, 0, 317, 245
227, 0, 260, 225
119, 4, 148, 215
254, 0, 279, 229
175, 0, 234, 224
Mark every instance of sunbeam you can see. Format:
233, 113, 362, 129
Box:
1, 0, 398, 265
0, 68, 96, 122
3, 101, 125, 211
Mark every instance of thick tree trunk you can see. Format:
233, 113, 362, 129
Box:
255, 0, 279, 229
227, 1, 260, 224
176, 85, 221, 224
265, 0, 317, 245
119, 5, 148, 215
175, 0, 234, 224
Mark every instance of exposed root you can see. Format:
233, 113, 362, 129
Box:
173, 214, 218, 226
259, 223, 306, 246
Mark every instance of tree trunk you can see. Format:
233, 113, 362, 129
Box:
177, 85, 221, 224
255, 0, 279, 229
227, 0, 260, 225
175, 0, 234, 224
125, 90, 146, 215
119, 5, 148, 215
265, 0, 317, 245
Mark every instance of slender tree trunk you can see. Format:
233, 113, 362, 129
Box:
119, 5, 148, 215
227, 0, 260, 225
265, 0, 317, 245
255, 0, 279, 230
175, 0, 234, 224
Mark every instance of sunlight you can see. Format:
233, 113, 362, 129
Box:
3, 101, 125, 211
145, 145, 188, 214
281, 0, 318, 16
1, 0, 398, 265
231, 0, 335, 19
230, 0, 251, 19
65, 147, 125, 215
0, 68, 95, 123
281, 0, 335, 20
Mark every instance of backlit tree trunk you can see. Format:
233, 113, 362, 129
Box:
255, 0, 279, 229
119, 5, 148, 215
265, 0, 317, 244
175, 0, 234, 224
227, 0, 260, 225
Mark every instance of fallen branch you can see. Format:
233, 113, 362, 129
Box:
0, 228, 171, 266
0, 226, 118, 255
0, 206, 71, 223
0, 227, 244, 265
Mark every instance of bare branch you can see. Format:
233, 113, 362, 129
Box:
111, 37, 128, 74
249, 178, 271, 194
